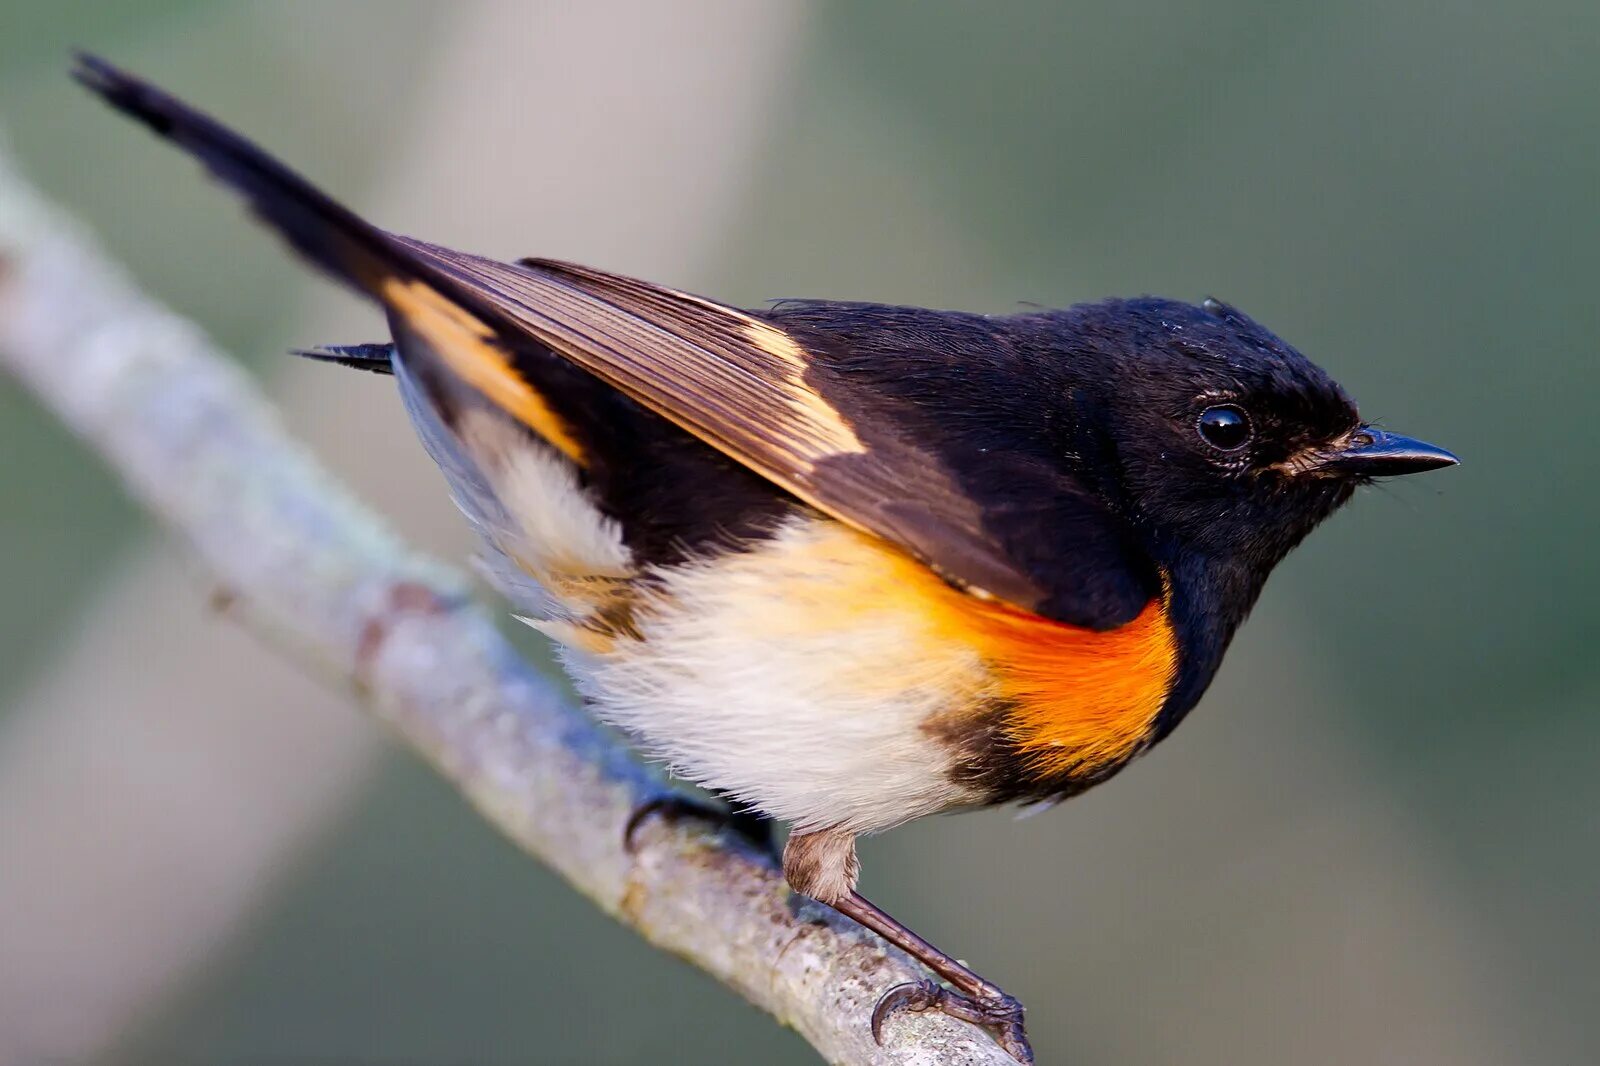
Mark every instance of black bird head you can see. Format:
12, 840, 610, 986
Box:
1030, 296, 1456, 577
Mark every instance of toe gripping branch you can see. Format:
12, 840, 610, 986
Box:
623, 792, 778, 857
872, 978, 1032, 1064
834, 892, 1035, 1064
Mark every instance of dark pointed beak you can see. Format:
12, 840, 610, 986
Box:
1316, 427, 1459, 476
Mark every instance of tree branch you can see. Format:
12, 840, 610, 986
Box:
0, 144, 1015, 1064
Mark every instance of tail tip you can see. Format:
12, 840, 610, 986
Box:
71, 51, 175, 134
71, 50, 122, 95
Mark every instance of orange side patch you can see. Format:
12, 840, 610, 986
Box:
955, 589, 1177, 778
380, 277, 587, 464
861, 529, 1178, 779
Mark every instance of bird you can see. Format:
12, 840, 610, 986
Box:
73, 53, 1457, 1063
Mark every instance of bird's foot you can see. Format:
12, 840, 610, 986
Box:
872, 978, 1033, 1064
623, 792, 777, 857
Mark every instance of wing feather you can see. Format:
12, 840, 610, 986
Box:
394, 238, 1049, 610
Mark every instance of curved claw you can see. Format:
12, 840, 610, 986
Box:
623, 793, 777, 856
623, 795, 680, 852
871, 979, 1033, 1064
871, 979, 941, 1042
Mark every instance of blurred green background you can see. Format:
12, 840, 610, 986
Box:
1, 2, 1595, 1064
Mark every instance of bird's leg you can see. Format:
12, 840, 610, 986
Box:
624, 788, 777, 856
783, 830, 1033, 1064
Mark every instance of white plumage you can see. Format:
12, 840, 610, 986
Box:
576, 516, 984, 834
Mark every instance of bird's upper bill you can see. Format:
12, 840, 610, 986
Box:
1278, 426, 1459, 478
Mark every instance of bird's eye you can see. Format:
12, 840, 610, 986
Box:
1196, 404, 1252, 451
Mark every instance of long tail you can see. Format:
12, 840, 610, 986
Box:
73, 52, 415, 299
72, 53, 532, 343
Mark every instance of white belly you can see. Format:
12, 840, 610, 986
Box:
570, 517, 989, 834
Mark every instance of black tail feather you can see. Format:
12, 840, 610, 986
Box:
73, 52, 561, 362
292, 343, 396, 375
74, 52, 413, 301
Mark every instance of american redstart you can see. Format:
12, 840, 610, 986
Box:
74, 53, 1456, 1063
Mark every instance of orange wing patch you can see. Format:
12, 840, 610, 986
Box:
381, 277, 587, 465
